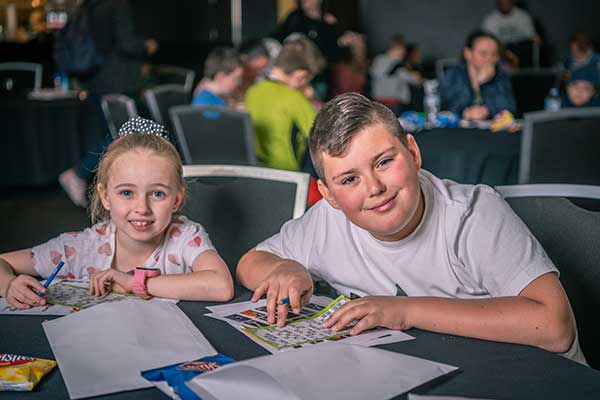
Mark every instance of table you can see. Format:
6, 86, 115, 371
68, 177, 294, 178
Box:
2, 287, 599, 400
0, 95, 103, 189
414, 127, 521, 186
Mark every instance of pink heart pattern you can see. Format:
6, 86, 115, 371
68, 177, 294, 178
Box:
64, 245, 76, 258
58, 272, 76, 280
65, 231, 80, 237
87, 267, 99, 276
187, 236, 202, 247
167, 254, 180, 265
96, 224, 108, 236
170, 227, 182, 239
50, 250, 62, 265
97, 243, 112, 257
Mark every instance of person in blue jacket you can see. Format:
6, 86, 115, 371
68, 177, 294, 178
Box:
440, 30, 516, 121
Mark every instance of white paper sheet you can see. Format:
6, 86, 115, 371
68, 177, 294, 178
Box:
43, 299, 215, 399
187, 343, 458, 400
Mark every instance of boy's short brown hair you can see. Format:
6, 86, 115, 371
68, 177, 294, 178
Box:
204, 47, 242, 80
309, 92, 408, 181
274, 36, 326, 76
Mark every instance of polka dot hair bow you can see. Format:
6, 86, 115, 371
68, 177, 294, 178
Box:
118, 116, 169, 139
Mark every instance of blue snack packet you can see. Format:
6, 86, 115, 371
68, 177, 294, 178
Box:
141, 354, 235, 400
398, 111, 425, 133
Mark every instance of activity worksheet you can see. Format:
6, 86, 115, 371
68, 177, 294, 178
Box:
206, 295, 414, 353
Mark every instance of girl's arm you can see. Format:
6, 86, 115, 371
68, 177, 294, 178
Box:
0, 249, 46, 308
146, 250, 234, 301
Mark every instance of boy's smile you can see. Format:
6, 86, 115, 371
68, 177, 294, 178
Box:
317, 124, 424, 242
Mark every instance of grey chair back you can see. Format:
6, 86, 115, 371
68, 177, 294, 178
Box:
143, 84, 190, 145
519, 108, 600, 185
510, 68, 560, 117
182, 165, 309, 276
101, 94, 138, 139
0, 62, 42, 93
170, 105, 256, 166
496, 184, 600, 368
150, 65, 196, 93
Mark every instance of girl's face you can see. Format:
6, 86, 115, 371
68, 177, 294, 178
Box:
98, 149, 183, 249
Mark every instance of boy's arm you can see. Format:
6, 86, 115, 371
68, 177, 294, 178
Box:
0, 249, 46, 308
325, 272, 575, 353
237, 248, 314, 326
89, 250, 234, 302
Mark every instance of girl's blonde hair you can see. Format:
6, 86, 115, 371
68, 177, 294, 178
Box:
89, 133, 187, 223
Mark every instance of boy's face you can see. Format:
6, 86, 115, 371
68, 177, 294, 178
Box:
567, 80, 596, 106
317, 124, 423, 242
288, 69, 312, 90
217, 67, 243, 95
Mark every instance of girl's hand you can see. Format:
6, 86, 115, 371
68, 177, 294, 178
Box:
251, 260, 313, 327
323, 296, 413, 335
4, 275, 47, 309
88, 269, 133, 297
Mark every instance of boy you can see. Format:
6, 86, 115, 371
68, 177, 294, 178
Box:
237, 92, 585, 364
563, 65, 599, 108
192, 47, 243, 107
370, 33, 421, 114
245, 36, 325, 171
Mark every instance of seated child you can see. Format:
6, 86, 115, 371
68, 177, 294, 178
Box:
229, 39, 272, 110
0, 117, 234, 308
370, 33, 421, 115
192, 47, 243, 107
245, 36, 326, 172
564, 31, 600, 76
440, 30, 516, 121
237, 92, 586, 365
562, 65, 600, 108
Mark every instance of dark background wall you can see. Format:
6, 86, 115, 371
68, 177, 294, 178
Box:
358, 0, 600, 64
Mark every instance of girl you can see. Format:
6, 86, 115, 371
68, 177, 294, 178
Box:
0, 117, 234, 309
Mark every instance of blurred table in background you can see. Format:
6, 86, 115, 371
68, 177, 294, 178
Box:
415, 127, 520, 186
0, 95, 103, 189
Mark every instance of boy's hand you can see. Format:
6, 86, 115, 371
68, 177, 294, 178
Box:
323, 296, 413, 335
88, 269, 133, 297
250, 260, 313, 327
4, 275, 46, 309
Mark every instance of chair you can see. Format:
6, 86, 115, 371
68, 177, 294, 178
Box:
495, 184, 600, 368
182, 164, 309, 275
519, 108, 600, 185
435, 57, 459, 80
149, 65, 196, 93
170, 105, 256, 165
143, 84, 190, 142
510, 68, 560, 117
101, 94, 138, 139
0, 62, 42, 94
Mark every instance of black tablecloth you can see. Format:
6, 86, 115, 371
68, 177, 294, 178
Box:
0, 95, 103, 189
1, 287, 599, 400
415, 127, 520, 186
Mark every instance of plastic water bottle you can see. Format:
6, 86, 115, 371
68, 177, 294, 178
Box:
544, 87, 561, 111
423, 80, 440, 123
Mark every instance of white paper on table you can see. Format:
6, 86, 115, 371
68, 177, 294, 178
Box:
187, 343, 458, 400
0, 279, 176, 316
204, 295, 333, 314
43, 299, 216, 399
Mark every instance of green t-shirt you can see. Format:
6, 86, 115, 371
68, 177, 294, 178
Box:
245, 80, 316, 171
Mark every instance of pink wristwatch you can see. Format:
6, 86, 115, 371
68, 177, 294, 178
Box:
132, 267, 161, 297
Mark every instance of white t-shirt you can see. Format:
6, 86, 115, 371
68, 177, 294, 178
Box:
370, 54, 419, 104
482, 7, 536, 44
32, 215, 214, 279
257, 170, 587, 364
258, 170, 555, 299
